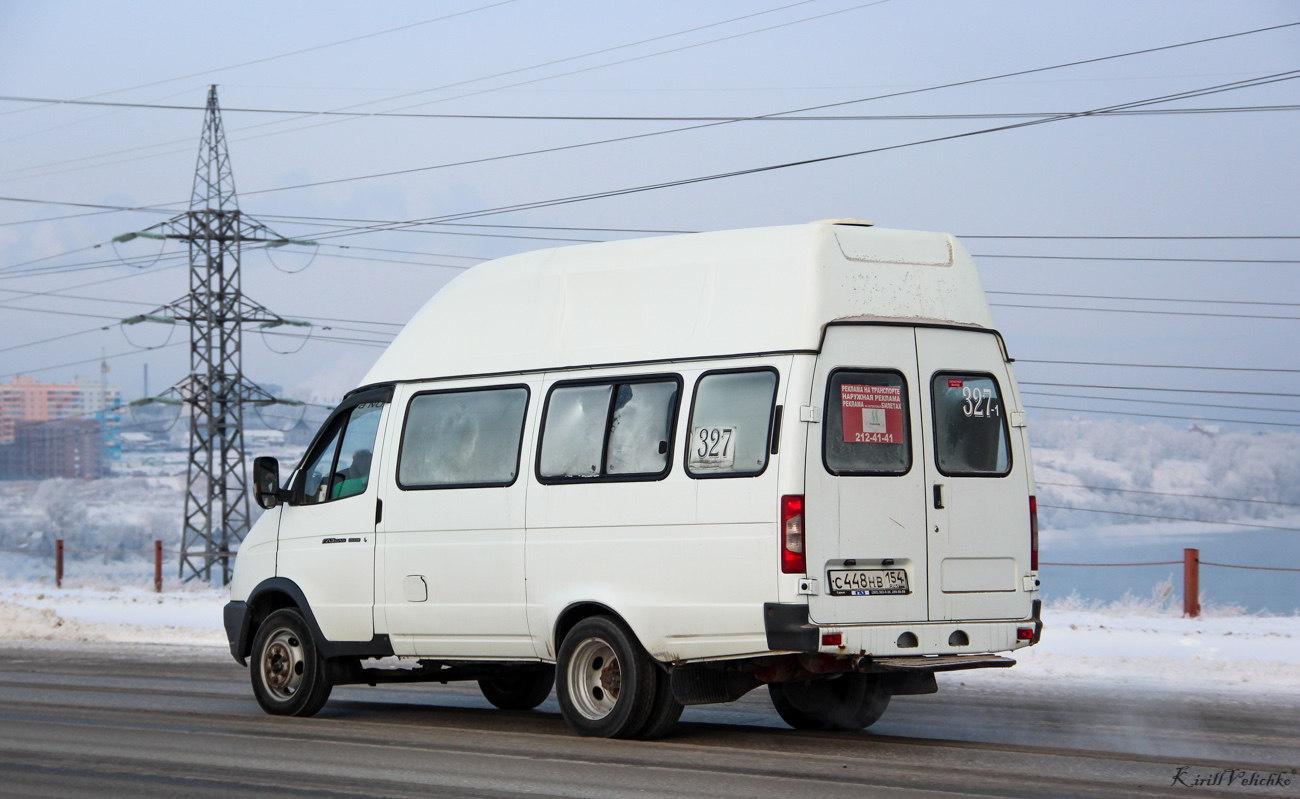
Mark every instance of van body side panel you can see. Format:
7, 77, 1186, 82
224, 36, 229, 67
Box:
378, 379, 540, 658
527, 360, 787, 662
806, 326, 929, 625
915, 327, 1033, 622
275, 405, 391, 642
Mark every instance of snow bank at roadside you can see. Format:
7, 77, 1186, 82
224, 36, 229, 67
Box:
955, 608, 1300, 701
0, 584, 225, 646
2, 581, 1297, 700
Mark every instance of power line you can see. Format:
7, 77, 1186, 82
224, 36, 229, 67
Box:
1020, 390, 1300, 415
256, 216, 607, 243
11, 17, 1294, 195
0, 1, 853, 183
1037, 504, 1300, 533
226, 1, 894, 148
0, 2, 521, 116
962, 234, 1300, 241
0, 324, 114, 355
1025, 404, 1300, 428
294, 69, 1300, 238
992, 302, 1300, 322
1034, 481, 1300, 508
7, 94, 1297, 121
0, 265, 185, 309
0, 342, 187, 380
0, 208, 127, 228
1016, 359, 1300, 374
265, 216, 1300, 240
243, 67, 1300, 199
0, 195, 179, 215
989, 290, 1300, 307
1019, 381, 1297, 399
977, 253, 1300, 264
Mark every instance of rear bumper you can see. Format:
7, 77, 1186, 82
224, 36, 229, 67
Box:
764, 599, 1042, 658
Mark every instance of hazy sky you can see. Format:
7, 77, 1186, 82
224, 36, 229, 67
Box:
0, 1, 1296, 431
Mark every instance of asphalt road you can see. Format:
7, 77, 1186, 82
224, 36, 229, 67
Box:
0, 643, 1296, 798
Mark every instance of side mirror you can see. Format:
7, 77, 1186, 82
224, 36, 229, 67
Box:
253, 456, 288, 509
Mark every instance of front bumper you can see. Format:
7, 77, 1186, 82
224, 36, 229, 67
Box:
223, 600, 249, 665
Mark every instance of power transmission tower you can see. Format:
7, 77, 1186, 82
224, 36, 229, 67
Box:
116, 85, 309, 584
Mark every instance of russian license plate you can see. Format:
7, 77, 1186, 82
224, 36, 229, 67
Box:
827, 568, 910, 596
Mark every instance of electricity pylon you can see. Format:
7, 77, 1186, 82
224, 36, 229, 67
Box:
116, 85, 309, 584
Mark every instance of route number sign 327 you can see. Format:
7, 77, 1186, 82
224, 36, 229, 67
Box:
689, 425, 736, 470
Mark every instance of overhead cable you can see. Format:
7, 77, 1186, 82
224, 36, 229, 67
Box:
1034, 481, 1300, 508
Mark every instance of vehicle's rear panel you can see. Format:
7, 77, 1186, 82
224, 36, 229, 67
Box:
804, 323, 1035, 643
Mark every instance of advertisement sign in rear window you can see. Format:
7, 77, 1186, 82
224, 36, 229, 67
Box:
840, 384, 904, 444
824, 370, 911, 476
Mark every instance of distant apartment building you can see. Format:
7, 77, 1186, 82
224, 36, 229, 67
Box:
0, 375, 120, 479
0, 418, 106, 479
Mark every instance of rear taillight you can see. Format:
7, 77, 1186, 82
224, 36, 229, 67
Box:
1029, 495, 1039, 571
781, 494, 805, 574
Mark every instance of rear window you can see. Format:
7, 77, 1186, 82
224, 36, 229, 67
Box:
823, 370, 911, 476
930, 373, 1011, 476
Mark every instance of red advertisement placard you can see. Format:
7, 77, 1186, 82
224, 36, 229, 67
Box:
841, 384, 903, 444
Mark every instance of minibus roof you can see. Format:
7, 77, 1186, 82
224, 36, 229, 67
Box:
361, 222, 996, 385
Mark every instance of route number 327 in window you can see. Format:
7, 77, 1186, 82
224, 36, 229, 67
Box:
689, 425, 736, 470
961, 386, 1000, 418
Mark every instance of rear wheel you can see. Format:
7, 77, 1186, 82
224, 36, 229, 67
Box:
250, 608, 333, 717
633, 666, 684, 740
478, 666, 555, 710
555, 616, 656, 738
769, 674, 890, 731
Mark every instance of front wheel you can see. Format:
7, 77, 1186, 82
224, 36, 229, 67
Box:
478, 666, 555, 710
250, 608, 333, 717
769, 673, 890, 731
555, 616, 657, 738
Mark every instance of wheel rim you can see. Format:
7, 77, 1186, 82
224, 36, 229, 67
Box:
260, 626, 306, 701
567, 637, 621, 720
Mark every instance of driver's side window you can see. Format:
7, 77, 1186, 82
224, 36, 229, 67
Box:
300, 402, 384, 505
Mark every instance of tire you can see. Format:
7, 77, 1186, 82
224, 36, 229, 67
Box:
249, 608, 333, 717
478, 666, 556, 710
555, 616, 657, 738
769, 674, 890, 731
633, 666, 684, 740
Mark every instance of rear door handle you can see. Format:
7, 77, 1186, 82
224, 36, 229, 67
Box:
933, 484, 944, 509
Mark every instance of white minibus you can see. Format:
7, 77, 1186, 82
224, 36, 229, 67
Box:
226, 220, 1042, 738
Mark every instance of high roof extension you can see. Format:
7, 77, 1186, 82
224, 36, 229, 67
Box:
359, 221, 995, 387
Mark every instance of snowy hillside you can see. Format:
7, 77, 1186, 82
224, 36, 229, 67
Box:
1031, 419, 1300, 533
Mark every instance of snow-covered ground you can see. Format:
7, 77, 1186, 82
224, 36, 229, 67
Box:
1, 581, 1296, 703
0, 583, 225, 647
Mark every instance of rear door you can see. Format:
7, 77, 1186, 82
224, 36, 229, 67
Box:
916, 327, 1030, 621
806, 324, 929, 625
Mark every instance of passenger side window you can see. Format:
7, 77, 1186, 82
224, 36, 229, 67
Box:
398, 386, 528, 488
538, 377, 680, 482
824, 370, 911, 476
931, 373, 1011, 476
686, 369, 778, 477
300, 401, 385, 504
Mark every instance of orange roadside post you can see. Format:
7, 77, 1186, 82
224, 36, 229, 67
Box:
1183, 548, 1201, 618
